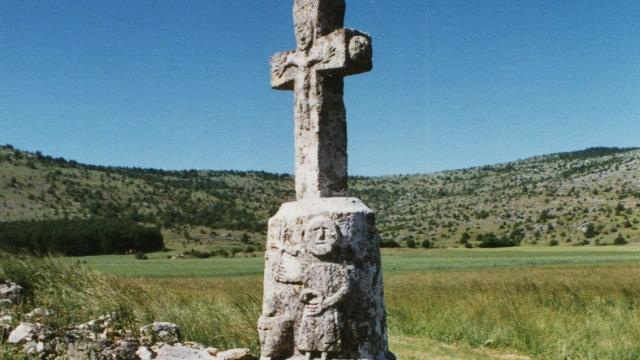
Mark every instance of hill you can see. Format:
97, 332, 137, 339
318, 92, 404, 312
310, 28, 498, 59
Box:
0, 144, 638, 248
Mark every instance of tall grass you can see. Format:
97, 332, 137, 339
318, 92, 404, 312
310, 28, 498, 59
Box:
386, 265, 640, 359
0, 253, 262, 352
3, 253, 640, 359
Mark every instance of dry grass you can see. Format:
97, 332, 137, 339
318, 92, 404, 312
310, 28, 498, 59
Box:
3, 253, 640, 359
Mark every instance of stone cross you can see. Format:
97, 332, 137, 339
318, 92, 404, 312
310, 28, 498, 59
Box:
260, 2, 394, 359
271, 0, 372, 200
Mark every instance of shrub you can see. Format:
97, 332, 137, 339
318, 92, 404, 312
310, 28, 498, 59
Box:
406, 239, 416, 248
134, 252, 148, 260
477, 232, 521, 248
549, 239, 559, 246
380, 239, 400, 248
420, 240, 433, 249
0, 219, 164, 256
459, 232, 471, 244
614, 233, 629, 245
584, 223, 599, 239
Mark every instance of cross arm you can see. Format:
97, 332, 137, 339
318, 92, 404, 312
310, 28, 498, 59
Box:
270, 50, 297, 91
314, 28, 373, 76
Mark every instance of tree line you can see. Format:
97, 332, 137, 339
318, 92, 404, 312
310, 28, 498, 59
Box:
0, 219, 164, 256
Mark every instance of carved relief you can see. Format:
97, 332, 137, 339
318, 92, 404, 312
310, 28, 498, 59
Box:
262, 0, 393, 357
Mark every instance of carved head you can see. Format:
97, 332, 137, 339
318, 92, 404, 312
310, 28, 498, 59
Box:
349, 35, 372, 64
295, 20, 314, 51
305, 216, 341, 256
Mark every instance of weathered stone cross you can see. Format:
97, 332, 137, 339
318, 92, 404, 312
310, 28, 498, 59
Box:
271, 0, 372, 200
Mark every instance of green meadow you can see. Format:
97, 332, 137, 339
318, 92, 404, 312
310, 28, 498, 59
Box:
74, 246, 640, 277
0, 246, 621, 359
3, 247, 640, 358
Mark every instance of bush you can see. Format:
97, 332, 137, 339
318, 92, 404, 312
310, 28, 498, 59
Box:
0, 219, 164, 256
614, 233, 629, 245
380, 239, 400, 248
183, 249, 211, 259
549, 239, 559, 246
477, 232, 521, 248
584, 223, 599, 239
459, 232, 471, 244
406, 239, 416, 248
421, 240, 433, 249
134, 252, 148, 260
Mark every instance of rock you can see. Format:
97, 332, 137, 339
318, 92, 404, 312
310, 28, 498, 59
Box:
0, 314, 14, 337
0, 281, 23, 304
23, 340, 39, 355
136, 346, 155, 360
8, 322, 37, 344
140, 321, 181, 345
101, 337, 139, 359
206, 347, 219, 356
155, 343, 216, 360
217, 348, 255, 360
25, 307, 53, 322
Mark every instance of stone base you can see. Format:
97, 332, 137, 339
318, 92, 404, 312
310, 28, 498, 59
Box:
259, 198, 395, 360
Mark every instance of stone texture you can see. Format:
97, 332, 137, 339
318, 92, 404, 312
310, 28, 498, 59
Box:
217, 348, 254, 360
136, 346, 155, 360
259, 199, 393, 360
271, 0, 372, 200
140, 321, 181, 345
155, 343, 216, 360
262, 0, 393, 359
8, 322, 37, 344
263, 1, 393, 359
0, 281, 24, 304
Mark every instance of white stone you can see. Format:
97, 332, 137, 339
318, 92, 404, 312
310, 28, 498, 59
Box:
140, 321, 181, 344
8, 322, 36, 344
217, 348, 254, 360
136, 346, 155, 360
155, 344, 217, 360
0, 281, 23, 303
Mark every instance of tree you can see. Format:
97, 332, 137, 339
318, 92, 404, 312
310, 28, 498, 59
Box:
584, 223, 599, 239
614, 233, 629, 245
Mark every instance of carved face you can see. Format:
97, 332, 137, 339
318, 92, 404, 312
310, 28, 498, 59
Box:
349, 35, 372, 63
305, 216, 341, 256
295, 21, 314, 51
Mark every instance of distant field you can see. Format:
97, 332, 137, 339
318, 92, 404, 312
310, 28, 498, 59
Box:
72, 245, 640, 278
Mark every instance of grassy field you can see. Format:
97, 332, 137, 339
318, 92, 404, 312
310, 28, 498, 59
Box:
3, 247, 640, 358
72, 245, 640, 277
18, 246, 627, 359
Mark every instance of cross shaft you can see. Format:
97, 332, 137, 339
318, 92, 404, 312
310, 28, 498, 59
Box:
271, 0, 372, 200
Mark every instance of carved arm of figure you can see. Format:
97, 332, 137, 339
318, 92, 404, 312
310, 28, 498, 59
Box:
320, 266, 350, 311
274, 51, 312, 79
300, 266, 351, 316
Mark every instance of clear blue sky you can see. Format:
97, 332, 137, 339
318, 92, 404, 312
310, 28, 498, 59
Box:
1, 0, 639, 175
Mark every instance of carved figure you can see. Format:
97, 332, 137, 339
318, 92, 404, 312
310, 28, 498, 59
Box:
260, 1, 394, 358
296, 217, 350, 360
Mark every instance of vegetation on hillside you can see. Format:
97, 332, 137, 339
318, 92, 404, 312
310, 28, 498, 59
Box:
1, 144, 638, 248
0, 219, 163, 256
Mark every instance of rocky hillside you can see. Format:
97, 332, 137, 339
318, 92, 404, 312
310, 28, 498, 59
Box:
1, 145, 638, 247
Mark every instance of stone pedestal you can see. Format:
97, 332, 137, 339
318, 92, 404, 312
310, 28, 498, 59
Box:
259, 198, 394, 360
